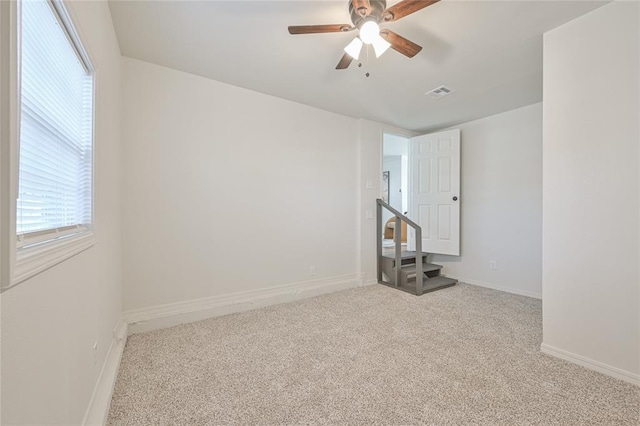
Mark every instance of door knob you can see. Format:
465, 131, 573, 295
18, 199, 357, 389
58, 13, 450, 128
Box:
453, 196, 458, 201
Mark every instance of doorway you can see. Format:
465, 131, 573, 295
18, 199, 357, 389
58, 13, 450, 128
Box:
382, 133, 410, 251
381, 129, 461, 256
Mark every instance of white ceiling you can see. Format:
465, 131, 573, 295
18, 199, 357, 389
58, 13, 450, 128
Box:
108, 0, 606, 132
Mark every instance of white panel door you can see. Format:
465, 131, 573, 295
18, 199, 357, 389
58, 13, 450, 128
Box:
410, 129, 460, 255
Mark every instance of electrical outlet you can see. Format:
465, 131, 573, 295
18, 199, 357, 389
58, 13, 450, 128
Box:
92, 342, 98, 366
365, 209, 373, 220
309, 266, 316, 276
489, 260, 497, 270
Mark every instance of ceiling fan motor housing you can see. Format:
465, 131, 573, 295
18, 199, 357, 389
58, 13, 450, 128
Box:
349, 0, 386, 27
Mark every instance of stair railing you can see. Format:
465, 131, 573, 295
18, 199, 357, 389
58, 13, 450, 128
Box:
376, 199, 424, 295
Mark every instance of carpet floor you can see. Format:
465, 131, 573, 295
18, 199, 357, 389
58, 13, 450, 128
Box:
107, 283, 639, 425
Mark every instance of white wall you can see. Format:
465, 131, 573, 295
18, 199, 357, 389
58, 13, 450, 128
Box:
0, 1, 123, 424
359, 106, 542, 295
383, 133, 409, 157
381, 156, 402, 232
542, 1, 639, 382
383, 156, 402, 211
121, 57, 358, 311
0, 3, 8, 422
0, 0, 9, 293
383, 133, 409, 213
433, 103, 543, 298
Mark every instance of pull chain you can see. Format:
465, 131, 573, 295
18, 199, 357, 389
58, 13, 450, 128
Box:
358, 45, 371, 78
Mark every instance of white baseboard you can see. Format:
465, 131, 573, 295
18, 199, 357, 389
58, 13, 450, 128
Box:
81, 274, 361, 424
82, 317, 128, 426
361, 278, 378, 287
446, 274, 542, 299
540, 343, 639, 386
124, 273, 362, 334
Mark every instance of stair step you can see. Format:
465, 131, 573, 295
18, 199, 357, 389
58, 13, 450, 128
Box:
381, 251, 428, 260
399, 263, 442, 278
404, 276, 457, 294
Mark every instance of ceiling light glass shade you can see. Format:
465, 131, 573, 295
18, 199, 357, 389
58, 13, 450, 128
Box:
372, 35, 391, 58
359, 21, 380, 44
344, 37, 363, 60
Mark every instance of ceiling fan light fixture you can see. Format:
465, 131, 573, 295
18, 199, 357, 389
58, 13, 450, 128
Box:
288, 0, 437, 70
359, 20, 380, 44
344, 37, 363, 60
372, 35, 391, 58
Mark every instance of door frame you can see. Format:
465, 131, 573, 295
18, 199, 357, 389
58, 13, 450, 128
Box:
381, 131, 414, 241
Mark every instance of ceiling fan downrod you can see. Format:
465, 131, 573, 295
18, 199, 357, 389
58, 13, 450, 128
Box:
349, 0, 386, 28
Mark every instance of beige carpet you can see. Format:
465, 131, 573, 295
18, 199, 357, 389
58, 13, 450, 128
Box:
107, 283, 639, 425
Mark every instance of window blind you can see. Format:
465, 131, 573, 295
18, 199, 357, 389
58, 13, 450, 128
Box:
17, 0, 93, 242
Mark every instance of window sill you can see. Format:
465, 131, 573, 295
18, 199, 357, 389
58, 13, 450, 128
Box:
11, 231, 95, 286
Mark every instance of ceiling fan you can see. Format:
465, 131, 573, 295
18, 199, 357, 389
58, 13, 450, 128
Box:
288, 0, 440, 69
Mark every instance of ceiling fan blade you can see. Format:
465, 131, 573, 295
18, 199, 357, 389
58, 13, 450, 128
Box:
288, 24, 354, 35
380, 30, 422, 58
382, 0, 440, 23
352, 0, 372, 17
336, 53, 354, 70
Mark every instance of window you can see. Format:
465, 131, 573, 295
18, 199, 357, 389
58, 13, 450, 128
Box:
12, 0, 94, 284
